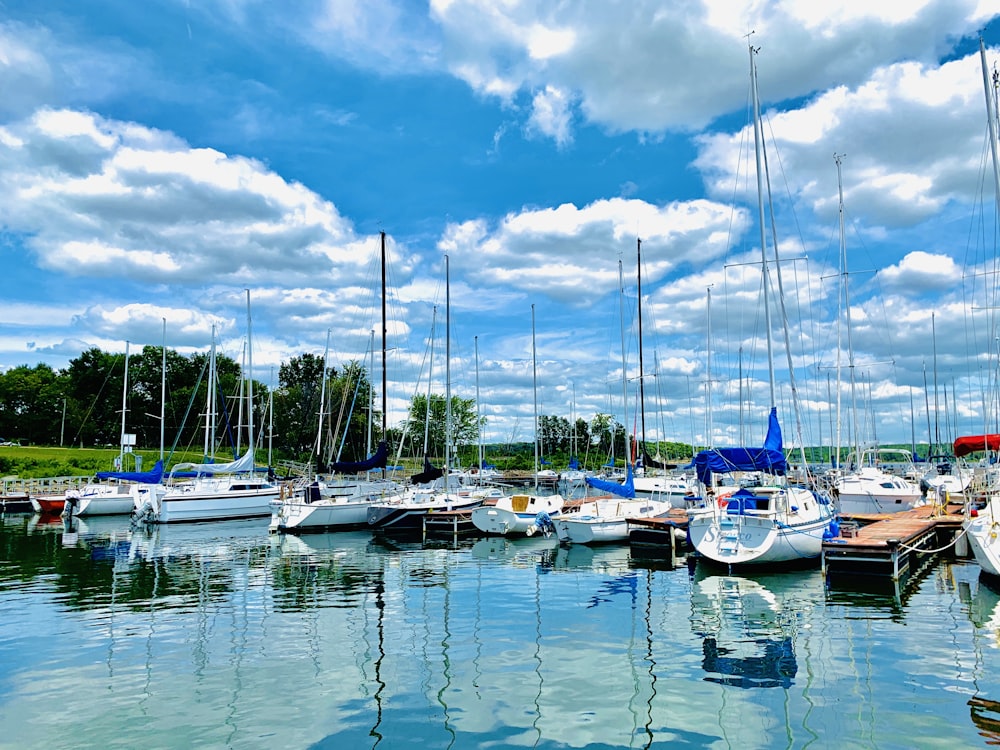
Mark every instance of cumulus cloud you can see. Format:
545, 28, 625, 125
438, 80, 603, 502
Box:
0, 108, 364, 286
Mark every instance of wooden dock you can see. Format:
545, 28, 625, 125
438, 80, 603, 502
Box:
822, 504, 965, 581
627, 509, 690, 566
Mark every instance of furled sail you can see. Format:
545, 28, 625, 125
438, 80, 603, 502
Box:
693, 407, 786, 485
410, 456, 444, 485
96, 459, 165, 484
585, 462, 635, 498
330, 441, 388, 473
170, 448, 257, 478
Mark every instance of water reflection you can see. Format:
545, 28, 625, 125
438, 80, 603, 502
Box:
3, 516, 1000, 748
689, 570, 815, 690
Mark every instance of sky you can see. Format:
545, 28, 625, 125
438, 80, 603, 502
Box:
2, 1, 1000, 456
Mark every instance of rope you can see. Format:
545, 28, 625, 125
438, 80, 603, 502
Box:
893, 521, 969, 555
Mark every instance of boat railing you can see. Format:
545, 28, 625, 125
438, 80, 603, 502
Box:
2, 475, 92, 496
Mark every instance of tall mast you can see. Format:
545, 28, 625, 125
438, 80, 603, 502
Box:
618, 260, 629, 467
636, 237, 647, 460
749, 43, 776, 404
532, 303, 539, 492
160, 319, 166, 461
380, 231, 388, 478
445, 254, 451, 490
119, 341, 130, 469
315, 328, 331, 464
246, 289, 254, 461
475, 335, 483, 479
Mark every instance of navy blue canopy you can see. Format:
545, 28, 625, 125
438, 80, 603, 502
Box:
330, 441, 388, 474
96, 459, 165, 484
693, 407, 786, 485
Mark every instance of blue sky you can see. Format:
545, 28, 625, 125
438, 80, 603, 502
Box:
1, 1, 1000, 453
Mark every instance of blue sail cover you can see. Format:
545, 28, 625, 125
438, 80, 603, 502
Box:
330, 441, 388, 473
585, 462, 635, 498
96, 459, 165, 484
694, 407, 787, 485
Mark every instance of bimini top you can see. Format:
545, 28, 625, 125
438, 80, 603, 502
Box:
953, 434, 1000, 458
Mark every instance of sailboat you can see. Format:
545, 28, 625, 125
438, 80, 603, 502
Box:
473, 304, 566, 536
64, 341, 166, 517
686, 43, 835, 566
270, 233, 401, 532
133, 292, 279, 523
629, 237, 694, 506
366, 254, 487, 533
557, 265, 672, 545
964, 39, 1000, 580
827, 155, 924, 515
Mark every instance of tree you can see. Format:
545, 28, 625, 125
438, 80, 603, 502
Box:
403, 393, 479, 463
0, 363, 66, 444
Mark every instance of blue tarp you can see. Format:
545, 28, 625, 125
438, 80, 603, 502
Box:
96, 459, 165, 484
693, 407, 786, 486
585, 462, 635, 498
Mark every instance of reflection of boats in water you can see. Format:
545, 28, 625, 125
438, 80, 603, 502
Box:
689, 569, 823, 690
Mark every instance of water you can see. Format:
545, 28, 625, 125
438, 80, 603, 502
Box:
1, 512, 999, 749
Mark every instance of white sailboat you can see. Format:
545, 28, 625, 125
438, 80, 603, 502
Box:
558, 267, 671, 545
686, 43, 836, 566
65, 341, 166, 516
473, 306, 565, 536
134, 293, 279, 523
964, 39, 1000, 581
271, 233, 401, 532
367, 254, 486, 533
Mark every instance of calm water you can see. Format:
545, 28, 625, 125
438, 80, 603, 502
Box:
1, 513, 999, 749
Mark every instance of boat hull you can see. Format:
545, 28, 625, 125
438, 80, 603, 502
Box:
137, 481, 279, 523
966, 508, 1000, 578
30, 495, 66, 514
471, 494, 564, 536
367, 494, 483, 532
687, 509, 831, 566
271, 497, 375, 532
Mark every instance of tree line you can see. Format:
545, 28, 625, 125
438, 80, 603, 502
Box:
0, 346, 694, 471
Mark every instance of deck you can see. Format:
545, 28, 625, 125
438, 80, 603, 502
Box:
822, 503, 966, 581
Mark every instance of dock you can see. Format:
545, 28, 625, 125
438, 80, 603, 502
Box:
627, 509, 690, 566
822, 504, 966, 582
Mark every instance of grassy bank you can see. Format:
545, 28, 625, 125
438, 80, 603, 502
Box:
0, 445, 195, 479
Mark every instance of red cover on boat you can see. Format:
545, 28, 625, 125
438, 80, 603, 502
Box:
953, 434, 1000, 457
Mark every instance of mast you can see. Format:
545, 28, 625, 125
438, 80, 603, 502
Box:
475, 335, 484, 480
636, 237, 648, 463
706, 287, 713, 447
314, 328, 331, 465
445, 254, 451, 490
246, 289, 254, 464
618, 260, 629, 468
532, 303, 539, 492
749, 43, 776, 405
835, 153, 859, 467
160, 319, 166, 461
380, 231, 388, 479
119, 341, 130, 471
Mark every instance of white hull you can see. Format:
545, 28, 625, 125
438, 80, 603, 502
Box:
135, 478, 279, 523
966, 504, 1000, 578
631, 476, 694, 507
471, 493, 565, 536
835, 467, 924, 515
687, 487, 834, 566
269, 479, 403, 532
65, 485, 136, 516
556, 497, 672, 545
